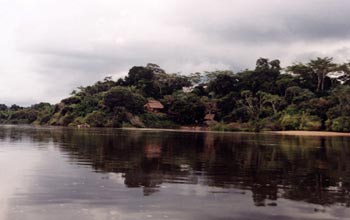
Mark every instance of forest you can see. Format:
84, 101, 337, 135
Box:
1, 57, 350, 132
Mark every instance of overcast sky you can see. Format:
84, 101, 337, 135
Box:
1, 0, 349, 105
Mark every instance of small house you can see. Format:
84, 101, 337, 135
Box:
204, 113, 216, 126
144, 100, 164, 112
204, 113, 215, 121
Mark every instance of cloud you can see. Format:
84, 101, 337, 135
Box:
0, 0, 349, 105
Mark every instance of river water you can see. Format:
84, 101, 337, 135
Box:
0, 125, 349, 220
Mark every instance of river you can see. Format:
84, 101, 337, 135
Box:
0, 125, 349, 220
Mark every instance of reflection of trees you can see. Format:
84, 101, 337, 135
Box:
1, 126, 350, 206
50, 129, 201, 196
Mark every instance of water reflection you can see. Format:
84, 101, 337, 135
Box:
1, 125, 350, 219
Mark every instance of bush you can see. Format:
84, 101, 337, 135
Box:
61, 96, 81, 105
280, 113, 321, 131
105, 118, 122, 128
9, 109, 38, 124
210, 122, 251, 132
262, 120, 282, 131
140, 113, 179, 129
299, 114, 322, 131
168, 93, 206, 125
280, 114, 300, 130
103, 86, 146, 114
211, 122, 233, 132
85, 111, 106, 127
328, 117, 350, 132
39, 114, 52, 124
59, 114, 74, 126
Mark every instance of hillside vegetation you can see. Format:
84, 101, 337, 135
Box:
1, 57, 350, 132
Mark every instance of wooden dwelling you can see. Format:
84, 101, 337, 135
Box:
204, 113, 215, 121
204, 113, 216, 126
144, 100, 164, 112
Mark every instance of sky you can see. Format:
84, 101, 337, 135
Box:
1, 0, 349, 106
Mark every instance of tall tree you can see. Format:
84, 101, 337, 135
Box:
308, 57, 337, 92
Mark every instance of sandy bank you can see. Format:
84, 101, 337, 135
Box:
269, 131, 350, 137
122, 127, 350, 136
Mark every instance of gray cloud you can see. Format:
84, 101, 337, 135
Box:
181, 1, 350, 44
0, 0, 349, 105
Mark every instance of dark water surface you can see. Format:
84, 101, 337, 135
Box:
0, 125, 350, 220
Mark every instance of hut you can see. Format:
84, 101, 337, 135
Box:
144, 100, 164, 112
204, 113, 215, 121
204, 113, 216, 126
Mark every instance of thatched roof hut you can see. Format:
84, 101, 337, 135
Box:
204, 114, 215, 121
144, 100, 164, 112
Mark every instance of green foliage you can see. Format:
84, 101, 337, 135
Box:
0, 104, 7, 111
168, 93, 206, 125
59, 114, 75, 126
61, 96, 81, 105
8, 109, 37, 124
85, 111, 106, 127
280, 114, 300, 130
103, 86, 146, 114
1, 60, 350, 131
206, 71, 238, 97
210, 122, 247, 132
299, 114, 322, 131
280, 113, 321, 131
73, 95, 101, 117
326, 117, 350, 132
140, 113, 179, 129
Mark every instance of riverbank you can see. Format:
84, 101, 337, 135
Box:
269, 130, 350, 137
2, 124, 350, 137
122, 127, 350, 137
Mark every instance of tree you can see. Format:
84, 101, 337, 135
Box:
168, 93, 206, 125
154, 73, 191, 97
206, 71, 238, 97
286, 63, 318, 92
255, 58, 270, 71
288, 57, 337, 92
327, 85, 350, 119
103, 87, 146, 114
124, 66, 155, 86
240, 90, 263, 131
9, 104, 23, 111
258, 91, 283, 115
255, 58, 281, 72
0, 104, 8, 111
285, 86, 315, 105
238, 58, 281, 94
308, 57, 337, 92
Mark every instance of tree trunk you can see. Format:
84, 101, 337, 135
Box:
321, 72, 326, 91
317, 74, 322, 92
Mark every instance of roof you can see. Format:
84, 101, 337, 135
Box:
204, 114, 215, 121
145, 100, 164, 109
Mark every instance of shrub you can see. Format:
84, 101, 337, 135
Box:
299, 114, 322, 131
103, 86, 146, 114
85, 111, 106, 127
211, 122, 233, 132
280, 113, 321, 131
61, 96, 81, 105
280, 114, 300, 130
328, 117, 350, 132
210, 122, 251, 132
140, 113, 179, 129
168, 93, 206, 125
59, 114, 74, 126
